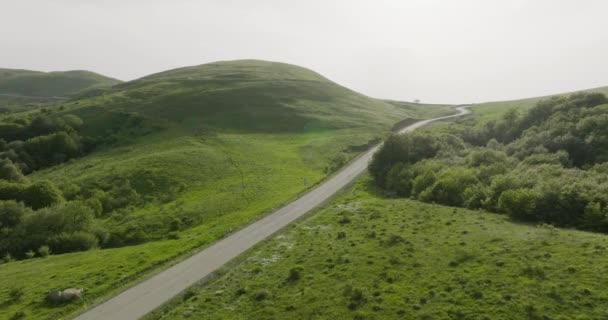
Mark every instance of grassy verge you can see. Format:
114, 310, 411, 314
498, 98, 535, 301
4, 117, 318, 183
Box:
150, 175, 608, 320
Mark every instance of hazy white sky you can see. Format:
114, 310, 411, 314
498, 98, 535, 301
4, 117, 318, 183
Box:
2, 0, 608, 103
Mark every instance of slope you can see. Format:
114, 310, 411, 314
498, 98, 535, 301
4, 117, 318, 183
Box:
0, 68, 121, 112
0, 60, 451, 319
471, 85, 608, 121
151, 175, 608, 320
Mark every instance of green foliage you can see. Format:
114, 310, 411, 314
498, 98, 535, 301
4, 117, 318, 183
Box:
0, 200, 29, 228
37, 245, 51, 257
8, 287, 24, 303
1, 201, 99, 258
0, 180, 63, 210
497, 188, 538, 220
0, 159, 27, 182
0, 113, 89, 174
24, 131, 80, 167
48, 231, 98, 254
20, 181, 64, 210
374, 92, 608, 232
421, 167, 479, 206
581, 202, 608, 232
24, 250, 35, 259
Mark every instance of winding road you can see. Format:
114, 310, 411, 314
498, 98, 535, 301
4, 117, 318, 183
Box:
74, 106, 470, 320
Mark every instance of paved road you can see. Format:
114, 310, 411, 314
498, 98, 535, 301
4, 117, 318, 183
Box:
74, 106, 470, 320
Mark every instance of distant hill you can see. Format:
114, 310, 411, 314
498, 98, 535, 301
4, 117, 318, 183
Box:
69, 59, 424, 134
0, 68, 121, 111
471, 85, 608, 120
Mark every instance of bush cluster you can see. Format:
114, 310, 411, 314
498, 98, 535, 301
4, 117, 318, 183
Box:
0, 200, 104, 259
370, 93, 608, 232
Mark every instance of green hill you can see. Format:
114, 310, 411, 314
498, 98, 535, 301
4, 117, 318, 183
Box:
63, 60, 436, 134
148, 90, 608, 320
0, 68, 121, 112
0, 60, 452, 319
471, 86, 608, 121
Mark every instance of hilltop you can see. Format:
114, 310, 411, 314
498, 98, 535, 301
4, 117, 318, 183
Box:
59, 60, 449, 134
0, 68, 121, 112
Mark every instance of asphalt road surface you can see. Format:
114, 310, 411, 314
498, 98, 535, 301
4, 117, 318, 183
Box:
74, 106, 470, 320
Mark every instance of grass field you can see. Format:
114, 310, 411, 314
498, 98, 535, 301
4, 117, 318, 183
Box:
0, 60, 453, 319
151, 176, 608, 320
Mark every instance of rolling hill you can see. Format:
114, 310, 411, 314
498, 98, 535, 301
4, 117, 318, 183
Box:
0, 68, 121, 112
0, 60, 452, 319
470, 85, 608, 120
148, 88, 608, 320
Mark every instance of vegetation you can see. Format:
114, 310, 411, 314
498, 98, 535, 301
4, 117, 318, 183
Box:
0, 68, 121, 114
371, 92, 608, 232
148, 177, 608, 320
0, 60, 452, 318
470, 86, 608, 121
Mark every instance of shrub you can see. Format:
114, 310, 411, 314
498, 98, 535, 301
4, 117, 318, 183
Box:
252, 289, 269, 301
21, 181, 64, 210
38, 245, 51, 257
10, 311, 25, 320
0, 181, 26, 202
0, 200, 29, 228
0, 159, 27, 182
3, 252, 14, 263
498, 188, 538, 221
521, 265, 546, 280
170, 218, 182, 231
25, 250, 35, 259
286, 267, 302, 282
345, 287, 367, 310
8, 287, 24, 303
411, 167, 437, 198
581, 202, 608, 233
424, 168, 479, 206
48, 231, 98, 254
385, 163, 414, 196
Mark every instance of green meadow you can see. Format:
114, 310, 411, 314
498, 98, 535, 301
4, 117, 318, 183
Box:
152, 176, 608, 320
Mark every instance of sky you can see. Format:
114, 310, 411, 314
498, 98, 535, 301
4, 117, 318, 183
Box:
2, 0, 608, 104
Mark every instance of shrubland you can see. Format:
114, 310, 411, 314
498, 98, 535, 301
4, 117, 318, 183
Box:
371, 92, 608, 232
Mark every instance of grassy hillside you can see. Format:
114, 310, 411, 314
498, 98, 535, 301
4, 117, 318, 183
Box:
150, 176, 608, 320
0, 60, 451, 319
0, 68, 121, 113
471, 86, 608, 121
